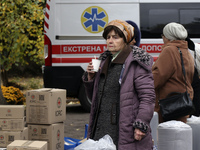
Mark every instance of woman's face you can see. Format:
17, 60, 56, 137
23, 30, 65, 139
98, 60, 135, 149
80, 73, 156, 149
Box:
106, 30, 126, 55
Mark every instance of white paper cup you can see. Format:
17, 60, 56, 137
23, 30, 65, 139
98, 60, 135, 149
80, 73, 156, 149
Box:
92, 59, 101, 72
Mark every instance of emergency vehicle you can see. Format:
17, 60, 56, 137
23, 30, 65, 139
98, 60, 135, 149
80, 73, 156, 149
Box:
43, 0, 200, 112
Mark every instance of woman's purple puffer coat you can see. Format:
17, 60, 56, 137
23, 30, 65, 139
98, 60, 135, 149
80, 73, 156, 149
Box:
83, 46, 155, 150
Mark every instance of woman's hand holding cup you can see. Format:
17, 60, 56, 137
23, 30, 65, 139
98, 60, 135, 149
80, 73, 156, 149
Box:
87, 56, 101, 81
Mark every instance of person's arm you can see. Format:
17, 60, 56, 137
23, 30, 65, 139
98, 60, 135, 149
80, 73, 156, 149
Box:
86, 61, 96, 80
82, 61, 96, 100
132, 57, 155, 139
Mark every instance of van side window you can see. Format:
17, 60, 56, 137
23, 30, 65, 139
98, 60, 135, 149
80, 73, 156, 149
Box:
140, 3, 200, 38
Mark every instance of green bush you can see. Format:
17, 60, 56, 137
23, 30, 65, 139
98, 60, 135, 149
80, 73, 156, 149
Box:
29, 78, 43, 89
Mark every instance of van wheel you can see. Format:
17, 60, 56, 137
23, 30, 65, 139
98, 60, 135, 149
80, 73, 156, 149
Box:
78, 84, 91, 112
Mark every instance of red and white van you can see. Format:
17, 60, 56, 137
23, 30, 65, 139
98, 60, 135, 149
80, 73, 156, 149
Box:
43, 0, 200, 112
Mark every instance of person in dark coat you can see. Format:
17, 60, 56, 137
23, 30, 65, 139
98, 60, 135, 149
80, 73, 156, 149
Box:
186, 37, 200, 116
82, 19, 155, 150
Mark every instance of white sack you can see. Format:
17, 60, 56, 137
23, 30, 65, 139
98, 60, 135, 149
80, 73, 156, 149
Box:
75, 134, 116, 150
157, 120, 192, 150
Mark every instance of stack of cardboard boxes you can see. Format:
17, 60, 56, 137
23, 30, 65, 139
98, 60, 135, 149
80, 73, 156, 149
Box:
25, 88, 66, 150
0, 105, 28, 148
6, 88, 66, 150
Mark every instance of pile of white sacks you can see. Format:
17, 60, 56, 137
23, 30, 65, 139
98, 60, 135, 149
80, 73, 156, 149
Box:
150, 113, 200, 150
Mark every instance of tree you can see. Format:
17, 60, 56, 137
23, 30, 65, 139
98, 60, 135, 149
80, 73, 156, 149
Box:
0, 64, 7, 104
0, 0, 45, 86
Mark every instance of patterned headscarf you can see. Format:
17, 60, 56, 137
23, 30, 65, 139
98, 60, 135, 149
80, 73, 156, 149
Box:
104, 19, 134, 43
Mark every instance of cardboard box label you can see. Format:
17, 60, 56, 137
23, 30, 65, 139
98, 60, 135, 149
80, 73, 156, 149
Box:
0, 118, 25, 131
28, 106, 48, 123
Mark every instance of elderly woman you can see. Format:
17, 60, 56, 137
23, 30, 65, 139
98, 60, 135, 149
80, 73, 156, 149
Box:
152, 22, 194, 123
82, 19, 155, 150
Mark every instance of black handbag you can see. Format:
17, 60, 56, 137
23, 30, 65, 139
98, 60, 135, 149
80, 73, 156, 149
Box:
159, 48, 195, 121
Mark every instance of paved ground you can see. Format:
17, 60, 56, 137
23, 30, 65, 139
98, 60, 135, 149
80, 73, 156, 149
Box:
64, 101, 90, 140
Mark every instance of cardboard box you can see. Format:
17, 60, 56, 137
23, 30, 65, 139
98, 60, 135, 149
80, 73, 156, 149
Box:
0, 117, 25, 131
28, 123, 64, 150
7, 140, 47, 150
26, 88, 66, 124
0, 127, 28, 147
0, 105, 25, 119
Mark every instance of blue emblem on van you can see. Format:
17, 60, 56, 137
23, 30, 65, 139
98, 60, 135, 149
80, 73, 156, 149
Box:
83, 8, 106, 31
81, 6, 108, 33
